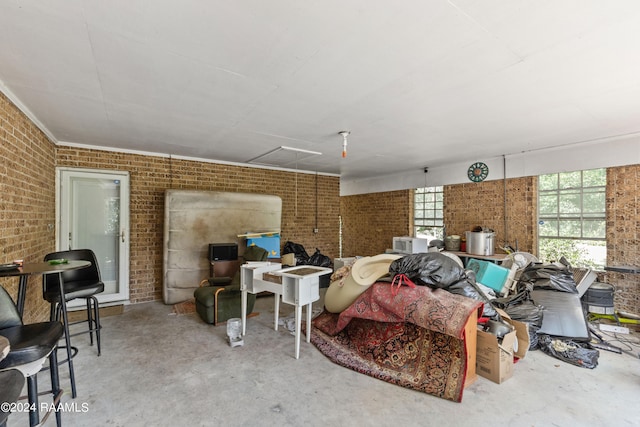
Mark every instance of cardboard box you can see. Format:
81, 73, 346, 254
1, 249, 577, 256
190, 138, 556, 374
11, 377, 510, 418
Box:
504, 317, 530, 360
476, 327, 516, 384
475, 311, 529, 384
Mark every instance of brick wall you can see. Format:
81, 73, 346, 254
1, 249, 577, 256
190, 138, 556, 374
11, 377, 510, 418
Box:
339, 181, 537, 257
444, 177, 537, 254
343, 175, 639, 314
0, 92, 56, 323
340, 190, 412, 256
605, 165, 640, 313
2, 88, 638, 316
56, 149, 340, 304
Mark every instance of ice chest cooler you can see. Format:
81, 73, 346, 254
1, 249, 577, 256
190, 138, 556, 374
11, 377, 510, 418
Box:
466, 259, 510, 293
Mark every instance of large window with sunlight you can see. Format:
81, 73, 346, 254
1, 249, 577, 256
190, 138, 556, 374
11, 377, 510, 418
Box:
414, 186, 444, 242
538, 169, 606, 269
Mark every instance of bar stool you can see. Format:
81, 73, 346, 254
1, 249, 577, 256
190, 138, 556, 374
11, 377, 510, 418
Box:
0, 369, 25, 427
0, 287, 64, 427
43, 249, 104, 398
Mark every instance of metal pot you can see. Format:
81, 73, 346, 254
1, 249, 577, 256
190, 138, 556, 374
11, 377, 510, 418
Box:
485, 319, 514, 339
465, 231, 495, 256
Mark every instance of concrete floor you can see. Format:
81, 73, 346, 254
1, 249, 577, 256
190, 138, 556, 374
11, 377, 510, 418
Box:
14, 291, 640, 427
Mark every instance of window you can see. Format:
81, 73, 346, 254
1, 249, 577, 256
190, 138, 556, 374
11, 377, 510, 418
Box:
414, 186, 444, 241
538, 169, 606, 269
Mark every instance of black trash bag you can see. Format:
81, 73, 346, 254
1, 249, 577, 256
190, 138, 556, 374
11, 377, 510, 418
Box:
538, 335, 599, 369
448, 270, 499, 320
492, 280, 534, 308
282, 241, 309, 265
389, 253, 499, 319
388, 252, 466, 289
307, 248, 332, 268
491, 282, 544, 326
527, 323, 541, 350
519, 263, 578, 294
502, 303, 544, 326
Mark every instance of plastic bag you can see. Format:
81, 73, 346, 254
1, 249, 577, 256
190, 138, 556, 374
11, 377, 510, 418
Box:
282, 241, 309, 265
389, 253, 499, 319
491, 282, 544, 326
527, 323, 541, 350
448, 270, 499, 319
388, 252, 466, 288
307, 248, 332, 268
538, 335, 599, 369
519, 263, 578, 293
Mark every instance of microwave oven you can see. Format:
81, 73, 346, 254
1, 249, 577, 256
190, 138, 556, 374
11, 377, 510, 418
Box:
392, 237, 429, 254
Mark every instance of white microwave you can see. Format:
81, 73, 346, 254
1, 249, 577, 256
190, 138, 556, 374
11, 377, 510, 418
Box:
392, 237, 429, 254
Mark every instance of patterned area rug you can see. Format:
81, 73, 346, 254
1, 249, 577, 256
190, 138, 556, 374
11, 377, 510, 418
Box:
172, 299, 196, 315
310, 283, 482, 402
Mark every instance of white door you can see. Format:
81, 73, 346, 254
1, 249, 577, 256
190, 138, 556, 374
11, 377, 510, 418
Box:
57, 168, 130, 305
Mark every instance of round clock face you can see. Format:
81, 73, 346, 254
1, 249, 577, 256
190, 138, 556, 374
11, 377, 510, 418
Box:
468, 162, 489, 182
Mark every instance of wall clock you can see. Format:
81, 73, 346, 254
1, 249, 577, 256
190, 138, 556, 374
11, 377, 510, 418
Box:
467, 162, 489, 182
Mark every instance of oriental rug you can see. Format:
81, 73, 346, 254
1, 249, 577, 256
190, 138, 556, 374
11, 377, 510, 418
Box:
310, 283, 482, 402
171, 299, 196, 315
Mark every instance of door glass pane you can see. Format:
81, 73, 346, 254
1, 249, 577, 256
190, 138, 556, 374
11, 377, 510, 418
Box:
71, 177, 120, 294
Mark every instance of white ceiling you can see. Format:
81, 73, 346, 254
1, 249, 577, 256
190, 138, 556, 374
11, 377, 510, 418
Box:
1, 1, 640, 179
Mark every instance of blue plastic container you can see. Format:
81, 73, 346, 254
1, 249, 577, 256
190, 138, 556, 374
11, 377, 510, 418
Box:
466, 259, 510, 293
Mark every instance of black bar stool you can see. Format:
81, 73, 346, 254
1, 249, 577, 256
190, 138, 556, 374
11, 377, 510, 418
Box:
0, 369, 25, 427
43, 249, 105, 399
0, 287, 64, 427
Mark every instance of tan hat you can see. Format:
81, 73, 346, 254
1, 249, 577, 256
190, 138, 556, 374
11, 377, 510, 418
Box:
324, 253, 402, 313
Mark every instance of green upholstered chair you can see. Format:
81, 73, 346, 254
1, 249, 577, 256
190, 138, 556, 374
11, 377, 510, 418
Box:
194, 245, 269, 325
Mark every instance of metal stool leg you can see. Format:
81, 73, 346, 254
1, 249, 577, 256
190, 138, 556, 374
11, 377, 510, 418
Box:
86, 298, 94, 346
49, 348, 63, 427
55, 273, 78, 399
26, 375, 39, 427
59, 298, 77, 399
91, 296, 102, 356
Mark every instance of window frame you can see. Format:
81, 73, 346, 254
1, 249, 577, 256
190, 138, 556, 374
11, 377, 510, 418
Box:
537, 168, 607, 269
538, 170, 606, 241
413, 186, 444, 240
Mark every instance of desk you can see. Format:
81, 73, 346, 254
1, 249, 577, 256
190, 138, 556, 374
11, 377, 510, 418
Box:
240, 263, 332, 359
0, 260, 90, 399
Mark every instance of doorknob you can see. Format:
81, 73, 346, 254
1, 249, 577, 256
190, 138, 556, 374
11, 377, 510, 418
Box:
121, 230, 125, 243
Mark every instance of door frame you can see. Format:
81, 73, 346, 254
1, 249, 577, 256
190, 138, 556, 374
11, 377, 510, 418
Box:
55, 167, 131, 306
